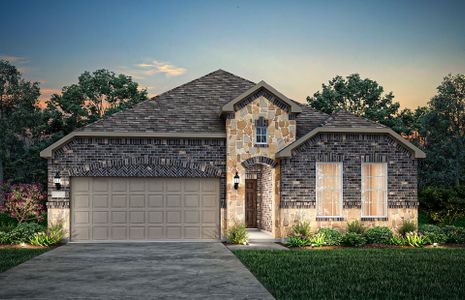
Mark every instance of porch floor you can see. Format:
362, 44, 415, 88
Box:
247, 228, 279, 242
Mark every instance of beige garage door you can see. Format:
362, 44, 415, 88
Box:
71, 177, 220, 241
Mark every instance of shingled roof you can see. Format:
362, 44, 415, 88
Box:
78, 69, 328, 136
320, 111, 387, 129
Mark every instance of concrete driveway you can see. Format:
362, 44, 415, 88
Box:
0, 243, 274, 299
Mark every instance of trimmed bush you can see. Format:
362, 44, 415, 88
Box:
0, 222, 45, 244
342, 232, 366, 247
226, 223, 248, 245
347, 220, 366, 234
442, 226, 465, 244
397, 220, 417, 236
419, 224, 448, 244
318, 228, 342, 246
365, 226, 393, 244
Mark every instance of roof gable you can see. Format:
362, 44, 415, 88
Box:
221, 81, 302, 115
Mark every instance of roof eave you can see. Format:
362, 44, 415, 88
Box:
220, 80, 302, 116
40, 131, 227, 158
276, 127, 426, 159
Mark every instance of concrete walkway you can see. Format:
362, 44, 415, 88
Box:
0, 243, 274, 299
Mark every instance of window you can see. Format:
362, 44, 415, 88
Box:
255, 117, 268, 145
361, 163, 387, 217
316, 162, 343, 217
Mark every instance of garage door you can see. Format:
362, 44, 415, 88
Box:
71, 177, 220, 241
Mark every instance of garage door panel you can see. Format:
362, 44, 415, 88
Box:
129, 211, 145, 223
92, 226, 109, 240
111, 227, 127, 240
148, 195, 164, 208
71, 177, 219, 241
129, 195, 145, 208
93, 195, 109, 208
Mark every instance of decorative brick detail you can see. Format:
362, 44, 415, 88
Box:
316, 217, 344, 221
234, 88, 290, 112
241, 156, 277, 169
47, 137, 227, 210
280, 133, 418, 209
361, 217, 388, 221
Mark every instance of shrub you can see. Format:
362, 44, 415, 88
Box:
0, 222, 45, 244
309, 233, 326, 247
226, 223, 248, 245
419, 186, 465, 225
405, 232, 428, 248
317, 228, 342, 246
364, 226, 393, 244
347, 220, 366, 234
419, 224, 448, 245
342, 232, 367, 247
397, 220, 417, 236
291, 221, 311, 239
29, 224, 65, 247
390, 235, 406, 246
1, 184, 46, 224
442, 225, 465, 244
287, 236, 311, 247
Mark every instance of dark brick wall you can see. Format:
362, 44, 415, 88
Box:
260, 166, 273, 232
280, 133, 418, 209
47, 137, 226, 208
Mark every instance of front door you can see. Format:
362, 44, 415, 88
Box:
245, 179, 257, 228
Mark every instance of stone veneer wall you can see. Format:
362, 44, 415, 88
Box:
277, 132, 418, 236
259, 165, 273, 232
47, 137, 226, 238
225, 92, 296, 236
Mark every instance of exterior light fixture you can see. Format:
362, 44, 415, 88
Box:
54, 172, 62, 190
234, 172, 240, 190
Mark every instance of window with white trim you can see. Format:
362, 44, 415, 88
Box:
361, 163, 387, 217
255, 117, 268, 145
316, 162, 343, 217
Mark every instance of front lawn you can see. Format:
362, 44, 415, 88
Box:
0, 248, 49, 272
233, 249, 465, 299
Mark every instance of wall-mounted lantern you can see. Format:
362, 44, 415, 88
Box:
54, 172, 62, 190
234, 172, 240, 190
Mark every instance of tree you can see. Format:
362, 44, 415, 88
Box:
42, 69, 148, 136
307, 74, 401, 129
0, 60, 41, 184
420, 74, 465, 187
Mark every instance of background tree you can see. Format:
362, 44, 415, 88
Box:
0, 60, 41, 184
307, 74, 401, 129
419, 74, 465, 187
42, 69, 148, 137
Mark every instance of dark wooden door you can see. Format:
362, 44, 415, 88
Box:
245, 179, 257, 228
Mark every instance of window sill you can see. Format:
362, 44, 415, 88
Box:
254, 144, 269, 148
316, 217, 344, 221
361, 217, 388, 221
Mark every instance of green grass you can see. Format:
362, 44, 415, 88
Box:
0, 248, 49, 272
233, 249, 465, 300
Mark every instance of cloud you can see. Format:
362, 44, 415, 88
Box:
38, 87, 62, 108
134, 60, 187, 77
0, 55, 29, 64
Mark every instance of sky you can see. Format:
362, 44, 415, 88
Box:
1, 0, 464, 108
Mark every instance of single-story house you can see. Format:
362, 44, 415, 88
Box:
40, 69, 425, 241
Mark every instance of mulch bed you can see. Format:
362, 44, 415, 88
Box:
0, 244, 51, 249
281, 243, 465, 250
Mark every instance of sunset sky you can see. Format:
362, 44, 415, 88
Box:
1, 0, 464, 108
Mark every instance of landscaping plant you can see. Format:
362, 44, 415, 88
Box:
309, 232, 326, 247
29, 224, 64, 247
397, 219, 417, 236
404, 232, 428, 248
226, 223, 248, 245
346, 220, 366, 234
0, 184, 46, 224
419, 224, 448, 245
287, 235, 311, 247
364, 226, 393, 244
290, 221, 311, 239
342, 232, 367, 247
0, 222, 45, 244
442, 225, 465, 244
317, 228, 342, 246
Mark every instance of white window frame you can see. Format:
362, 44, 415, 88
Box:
255, 126, 268, 145
361, 162, 388, 218
316, 162, 343, 218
